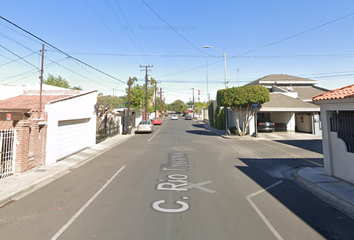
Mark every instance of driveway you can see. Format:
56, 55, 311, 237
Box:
255, 131, 323, 141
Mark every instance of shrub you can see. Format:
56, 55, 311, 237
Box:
208, 103, 215, 127
229, 126, 238, 135
216, 107, 225, 130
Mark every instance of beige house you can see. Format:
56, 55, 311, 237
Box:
245, 74, 329, 135
313, 84, 354, 184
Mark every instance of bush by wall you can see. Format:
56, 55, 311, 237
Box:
208, 103, 215, 128
216, 107, 226, 130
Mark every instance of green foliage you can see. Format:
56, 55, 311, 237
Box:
44, 74, 84, 90
44, 74, 70, 88
125, 77, 156, 111
71, 86, 83, 90
168, 100, 187, 113
128, 84, 145, 108
208, 102, 215, 127
217, 85, 269, 107
216, 85, 270, 136
97, 96, 125, 109
229, 126, 238, 135
215, 106, 225, 130
154, 97, 167, 113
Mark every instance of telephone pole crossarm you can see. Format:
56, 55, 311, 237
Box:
140, 65, 153, 120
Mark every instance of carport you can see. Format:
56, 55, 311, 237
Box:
258, 93, 321, 135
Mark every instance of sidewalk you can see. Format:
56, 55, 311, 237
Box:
292, 167, 354, 220
199, 121, 354, 219
0, 133, 134, 208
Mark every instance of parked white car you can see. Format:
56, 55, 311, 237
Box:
136, 120, 155, 133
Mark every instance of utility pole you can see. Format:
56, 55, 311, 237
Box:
127, 77, 132, 134
154, 81, 161, 117
159, 88, 164, 116
140, 65, 153, 120
192, 88, 195, 120
39, 44, 45, 118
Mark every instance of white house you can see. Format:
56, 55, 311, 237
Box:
0, 83, 98, 168
45, 91, 97, 164
313, 84, 354, 184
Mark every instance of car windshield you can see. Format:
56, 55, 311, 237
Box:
139, 121, 151, 125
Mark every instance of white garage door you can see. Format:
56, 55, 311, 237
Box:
56, 118, 90, 160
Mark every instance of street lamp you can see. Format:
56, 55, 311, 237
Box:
204, 45, 227, 89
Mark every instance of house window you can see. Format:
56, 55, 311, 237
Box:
330, 111, 354, 153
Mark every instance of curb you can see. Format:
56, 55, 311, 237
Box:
292, 168, 354, 220
197, 122, 228, 137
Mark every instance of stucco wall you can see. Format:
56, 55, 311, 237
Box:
270, 112, 295, 131
45, 91, 97, 165
317, 98, 354, 184
296, 113, 312, 133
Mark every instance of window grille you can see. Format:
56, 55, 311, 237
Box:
330, 111, 354, 153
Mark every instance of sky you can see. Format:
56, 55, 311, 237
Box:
1, 0, 354, 104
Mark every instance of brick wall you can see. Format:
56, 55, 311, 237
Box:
14, 121, 30, 173
14, 117, 47, 173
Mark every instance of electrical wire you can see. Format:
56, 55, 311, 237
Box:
231, 11, 354, 59
0, 51, 38, 68
105, 0, 148, 64
0, 44, 39, 70
113, 0, 160, 78
0, 15, 126, 84
141, 0, 209, 56
85, 0, 140, 65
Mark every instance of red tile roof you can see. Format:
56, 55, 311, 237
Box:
0, 95, 71, 112
313, 84, 354, 101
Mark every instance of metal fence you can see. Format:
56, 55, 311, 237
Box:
330, 111, 354, 153
96, 115, 120, 143
0, 128, 15, 179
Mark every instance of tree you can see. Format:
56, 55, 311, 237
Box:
168, 100, 188, 113
72, 86, 83, 90
125, 77, 156, 113
97, 95, 124, 109
44, 74, 70, 88
216, 85, 270, 136
44, 74, 83, 90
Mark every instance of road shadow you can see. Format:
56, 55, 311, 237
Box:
185, 130, 216, 136
235, 157, 354, 240
192, 124, 207, 129
274, 140, 323, 154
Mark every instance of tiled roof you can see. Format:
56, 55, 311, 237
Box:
278, 86, 329, 101
246, 74, 318, 86
313, 84, 354, 101
0, 95, 71, 112
260, 93, 319, 111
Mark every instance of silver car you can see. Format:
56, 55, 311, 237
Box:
137, 120, 155, 133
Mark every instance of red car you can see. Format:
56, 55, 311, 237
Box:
152, 117, 162, 125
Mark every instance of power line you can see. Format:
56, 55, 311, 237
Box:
0, 15, 125, 84
0, 51, 38, 68
113, 0, 159, 78
141, 0, 209, 56
232, 11, 354, 58
105, 0, 149, 64
66, 51, 354, 59
85, 0, 140, 65
0, 44, 39, 70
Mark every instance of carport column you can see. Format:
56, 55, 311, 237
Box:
14, 121, 31, 173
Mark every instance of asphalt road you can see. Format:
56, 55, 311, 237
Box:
0, 117, 354, 240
